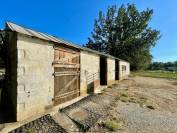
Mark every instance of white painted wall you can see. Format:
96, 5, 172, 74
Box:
119, 60, 130, 80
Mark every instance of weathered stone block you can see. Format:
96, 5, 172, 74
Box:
16, 34, 54, 121
18, 49, 25, 59
17, 67, 25, 76
17, 103, 25, 112
18, 84, 25, 92
107, 58, 115, 82
80, 51, 100, 95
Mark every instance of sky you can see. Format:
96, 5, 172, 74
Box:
0, 0, 177, 62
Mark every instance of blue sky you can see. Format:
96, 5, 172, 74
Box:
0, 0, 177, 62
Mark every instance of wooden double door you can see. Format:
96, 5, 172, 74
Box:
53, 46, 80, 105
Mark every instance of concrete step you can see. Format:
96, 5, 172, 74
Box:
95, 85, 107, 94
52, 112, 80, 132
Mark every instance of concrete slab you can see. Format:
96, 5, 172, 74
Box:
68, 108, 89, 121
1, 95, 87, 133
52, 112, 79, 132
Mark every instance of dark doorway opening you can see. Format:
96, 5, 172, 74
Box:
0, 31, 16, 124
100, 57, 107, 85
115, 60, 119, 80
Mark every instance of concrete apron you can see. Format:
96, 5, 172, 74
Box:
95, 85, 107, 94
1, 95, 88, 133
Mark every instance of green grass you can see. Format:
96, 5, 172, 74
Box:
26, 128, 35, 133
103, 120, 121, 131
118, 91, 151, 108
120, 97, 128, 102
120, 92, 128, 97
133, 70, 177, 79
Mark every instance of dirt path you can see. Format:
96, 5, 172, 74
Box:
123, 76, 177, 114
113, 76, 177, 133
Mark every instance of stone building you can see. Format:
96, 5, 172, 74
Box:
1, 22, 130, 121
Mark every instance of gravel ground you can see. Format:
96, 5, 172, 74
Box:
117, 101, 177, 133
113, 76, 177, 133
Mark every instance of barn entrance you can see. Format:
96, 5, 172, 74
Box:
100, 57, 107, 85
115, 60, 119, 80
53, 46, 80, 105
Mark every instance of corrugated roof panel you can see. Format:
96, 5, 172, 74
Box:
5, 22, 129, 62
6, 22, 83, 49
6, 22, 58, 43
46, 34, 63, 43
6, 22, 32, 36
26, 29, 49, 41
38, 32, 59, 43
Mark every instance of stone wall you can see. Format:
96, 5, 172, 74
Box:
119, 60, 130, 80
7, 32, 130, 121
80, 51, 100, 95
107, 58, 115, 85
16, 34, 54, 121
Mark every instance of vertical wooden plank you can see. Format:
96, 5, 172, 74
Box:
54, 47, 80, 105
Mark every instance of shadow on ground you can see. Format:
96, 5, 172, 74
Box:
0, 76, 15, 132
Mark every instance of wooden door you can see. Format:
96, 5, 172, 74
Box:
53, 47, 80, 105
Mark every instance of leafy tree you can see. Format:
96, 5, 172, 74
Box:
164, 62, 174, 68
174, 61, 177, 67
149, 62, 164, 70
0, 33, 5, 68
0, 31, 9, 108
86, 4, 160, 70
148, 61, 177, 70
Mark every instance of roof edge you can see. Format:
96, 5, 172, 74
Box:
5, 21, 129, 63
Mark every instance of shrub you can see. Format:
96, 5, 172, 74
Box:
103, 120, 121, 131
26, 128, 35, 133
120, 92, 128, 97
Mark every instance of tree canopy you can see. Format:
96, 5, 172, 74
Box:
0, 32, 5, 68
149, 61, 177, 70
86, 4, 160, 70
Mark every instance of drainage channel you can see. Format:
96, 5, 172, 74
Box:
9, 115, 67, 133
9, 93, 117, 133
60, 93, 116, 132
62, 108, 101, 132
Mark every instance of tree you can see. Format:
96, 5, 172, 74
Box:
149, 62, 164, 70
0, 32, 5, 68
174, 61, 177, 67
86, 4, 160, 70
164, 62, 174, 68
148, 61, 177, 70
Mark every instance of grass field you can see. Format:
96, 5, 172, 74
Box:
132, 70, 177, 79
